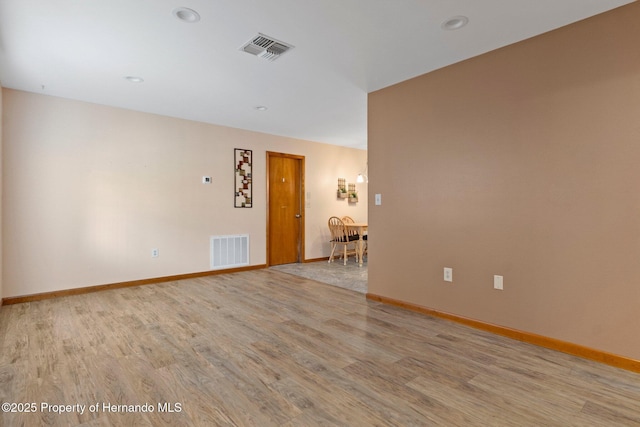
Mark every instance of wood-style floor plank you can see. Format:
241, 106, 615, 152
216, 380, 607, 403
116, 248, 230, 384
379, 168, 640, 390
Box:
1, 269, 640, 426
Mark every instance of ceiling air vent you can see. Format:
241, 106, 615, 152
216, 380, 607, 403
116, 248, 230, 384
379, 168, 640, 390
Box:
240, 33, 294, 62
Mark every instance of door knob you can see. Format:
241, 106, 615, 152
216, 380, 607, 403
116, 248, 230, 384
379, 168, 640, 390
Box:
295, 214, 301, 218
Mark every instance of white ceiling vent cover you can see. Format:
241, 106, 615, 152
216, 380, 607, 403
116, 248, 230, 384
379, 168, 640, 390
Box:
240, 33, 294, 61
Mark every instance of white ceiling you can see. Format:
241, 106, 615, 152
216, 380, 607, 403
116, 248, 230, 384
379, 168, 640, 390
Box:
0, 0, 634, 150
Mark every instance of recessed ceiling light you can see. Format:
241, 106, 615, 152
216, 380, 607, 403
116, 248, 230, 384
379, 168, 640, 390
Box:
441, 15, 469, 31
254, 106, 268, 111
125, 76, 144, 83
172, 7, 200, 23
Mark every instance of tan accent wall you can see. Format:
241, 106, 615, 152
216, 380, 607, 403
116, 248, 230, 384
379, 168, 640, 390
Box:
368, 2, 640, 360
2, 89, 367, 298
0, 82, 3, 304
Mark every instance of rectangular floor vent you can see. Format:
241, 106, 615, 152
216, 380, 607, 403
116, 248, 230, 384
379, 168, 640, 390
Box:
210, 234, 249, 270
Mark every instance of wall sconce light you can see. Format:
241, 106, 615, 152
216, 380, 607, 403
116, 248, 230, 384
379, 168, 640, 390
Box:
356, 163, 368, 183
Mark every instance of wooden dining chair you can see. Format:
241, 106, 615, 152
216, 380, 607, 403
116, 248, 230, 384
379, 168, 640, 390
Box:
328, 216, 358, 265
341, 215, 367, 263
341, 215, 360, 239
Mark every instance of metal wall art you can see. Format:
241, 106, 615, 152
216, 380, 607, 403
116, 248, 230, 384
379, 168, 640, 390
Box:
235, 149, 252, 208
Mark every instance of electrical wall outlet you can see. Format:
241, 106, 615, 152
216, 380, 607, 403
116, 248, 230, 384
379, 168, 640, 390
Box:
494, 275, 503, 290
444, 267, 452, 282
152, 248, 159, 258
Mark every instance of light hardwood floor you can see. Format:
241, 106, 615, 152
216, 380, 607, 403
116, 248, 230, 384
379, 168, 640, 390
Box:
1, 269, 639, 426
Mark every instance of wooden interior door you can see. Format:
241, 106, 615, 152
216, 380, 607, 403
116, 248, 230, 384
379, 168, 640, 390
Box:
267, 152, 304, 266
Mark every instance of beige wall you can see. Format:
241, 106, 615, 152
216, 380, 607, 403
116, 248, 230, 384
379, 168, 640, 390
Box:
2, 89, 367, 298
0, 83, 3, 304
368, 2, 640, 360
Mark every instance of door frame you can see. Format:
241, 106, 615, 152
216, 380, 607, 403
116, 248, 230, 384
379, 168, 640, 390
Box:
266, 151, 305, 266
